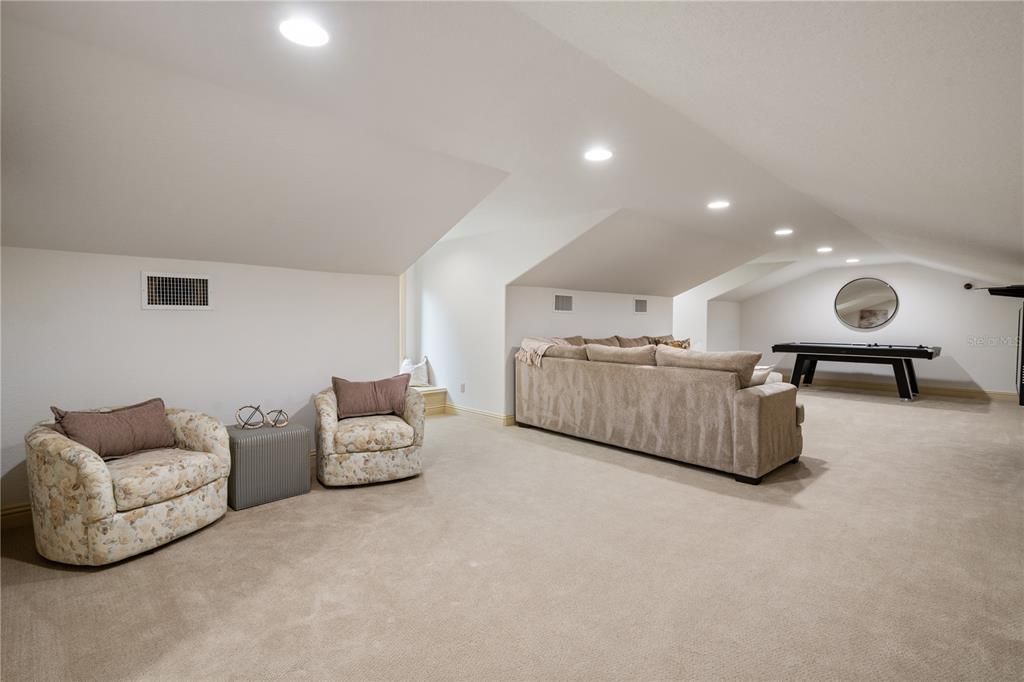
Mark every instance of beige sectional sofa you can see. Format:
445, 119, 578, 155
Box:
515, 342, 804, 484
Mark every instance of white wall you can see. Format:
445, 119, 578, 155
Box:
505, 286, 673, 411
740, 262, 1019, 393
404, 234, 508, 416
403, 212, 613, 418
706, 300, 741, 351
1, 247, 399, 508
673, 262, 791, 350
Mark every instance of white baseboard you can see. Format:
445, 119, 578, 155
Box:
444, 402, 516, 426
787, 375, 1017, 401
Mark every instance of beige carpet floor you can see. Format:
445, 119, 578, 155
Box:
2, 388, 1023, 680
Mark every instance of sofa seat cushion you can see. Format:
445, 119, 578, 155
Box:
106, 448, 228, 512
335, 415, 415, 453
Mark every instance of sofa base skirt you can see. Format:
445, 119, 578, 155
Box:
33, 477, 228, 566
317, 445, 422, 486
516, 419, 802, 484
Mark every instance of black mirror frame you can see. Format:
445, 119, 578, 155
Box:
834, 277, 899, 331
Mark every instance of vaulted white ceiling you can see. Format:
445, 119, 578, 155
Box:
1, 4, 508, 275
520, 1, 1024, 283
3, 2, 1019, 286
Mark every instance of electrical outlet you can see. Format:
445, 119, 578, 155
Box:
460, 383, 466, 393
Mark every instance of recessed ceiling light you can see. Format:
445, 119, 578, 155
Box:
279, 17, 329, 47
774, 227, 794, 236
817, 246, 833, 253
584, 147, 613, 162
707, 199, 730, 210
846, 257, 860, 264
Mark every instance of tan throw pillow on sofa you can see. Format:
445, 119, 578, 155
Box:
583, 336, 620, 347
586, 344, 657, 366
664, 338, 691, 349
655, 347, 762, 387
50, 398, 176, 461
558, 336, 586, 347
648, 334, 675, 345
546, 345, 589, 360
333, 374, 411, 420
615, 335, 651, 348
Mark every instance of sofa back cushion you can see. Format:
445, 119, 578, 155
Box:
557, 336, 586, 347
586, 344, 657, 366
656, 347, 762, 387
615, 335, 651, 348
333, 374, 411, 420
50, 398, 176, 460
546, 345, 589, 360
583, 336, 620, 347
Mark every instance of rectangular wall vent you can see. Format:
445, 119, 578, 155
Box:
142, 272, 212, 310
634, 298, 648, 313
553, 294, 574, 312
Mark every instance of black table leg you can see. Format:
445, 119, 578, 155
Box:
803, 359, 818, 385
903, 359, 919, 395
791, 355, 807, 387
891, 359, 914, 400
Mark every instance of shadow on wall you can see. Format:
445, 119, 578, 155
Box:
505, 346, 519, 416
291, 400, 318, 454
1, 448, 29, 510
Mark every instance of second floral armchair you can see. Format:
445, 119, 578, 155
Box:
314, 386, 425, 486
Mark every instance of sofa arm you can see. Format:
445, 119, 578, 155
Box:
733, 382, 803, 479
402, 388, 426, 446
25, 424, 116, 525
314, 389, 338, 457
165, 408, 230, 470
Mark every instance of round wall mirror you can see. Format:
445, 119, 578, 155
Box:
834, 277, 899, 330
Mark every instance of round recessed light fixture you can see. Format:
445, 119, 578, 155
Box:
279, 17, 329, 47
846, 257, 860, 264
817, 246, 834, 253
707, 199, 730, 210
583, 147, 613, 162
774, 227, 794, 236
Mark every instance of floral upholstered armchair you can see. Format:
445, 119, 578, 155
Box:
24, 408, 229, 566
314, 387, 425, 486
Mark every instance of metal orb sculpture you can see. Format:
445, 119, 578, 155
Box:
235, 405, 265, 429
266, 409, 290, 428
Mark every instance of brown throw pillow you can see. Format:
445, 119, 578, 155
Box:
546, 345, 589, 360
586, 344, 657, 366
558, 336, 586, 347
50, 398, 176, 460
655, 347, 762, 387
333, 374, 411, 420
583, 336, 620, 347
615, 335, 651, 348
649, 335, 675, 345
664, 338, 691, 349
